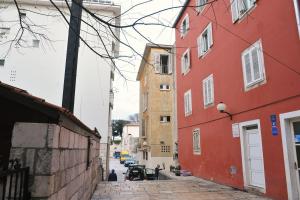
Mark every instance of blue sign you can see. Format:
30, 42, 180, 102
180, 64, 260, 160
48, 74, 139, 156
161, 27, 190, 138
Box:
295, 135, 300, 143
272, 126, 278, 136
270, 115, 276, 123
270, 114, 278, 136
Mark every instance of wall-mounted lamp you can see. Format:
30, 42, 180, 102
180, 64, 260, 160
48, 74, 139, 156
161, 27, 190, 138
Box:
217, 102, 232, 120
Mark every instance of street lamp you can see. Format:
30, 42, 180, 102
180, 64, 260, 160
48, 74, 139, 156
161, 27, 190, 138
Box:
217, 102, 232, 120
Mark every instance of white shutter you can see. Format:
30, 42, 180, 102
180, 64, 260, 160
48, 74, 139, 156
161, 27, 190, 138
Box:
180, 23, 183, 38
208, 23, 213, 47
189, 91, 192, 114
251, 47, 261, 81
231, 0, 239, 23
168, 54, 172, 74
203, 81, 207, 106
181, 55, 185, 74
210, 76, 214, 104
197, 36, 201, 57
187, 49, 191, 69
153, 53, 160, 73
243, 52, 252, 85
186, 15, 190, 31
200, 36, 204, 57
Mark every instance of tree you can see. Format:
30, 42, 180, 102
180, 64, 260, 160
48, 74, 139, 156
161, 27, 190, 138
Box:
112, 119, 130, 138
128, 113, 139, 122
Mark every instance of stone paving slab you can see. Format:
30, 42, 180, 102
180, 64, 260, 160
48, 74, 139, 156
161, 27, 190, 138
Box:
91, 180, 270, 200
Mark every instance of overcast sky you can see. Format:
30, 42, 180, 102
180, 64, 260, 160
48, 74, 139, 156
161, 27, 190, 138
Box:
111, 0, 182, 120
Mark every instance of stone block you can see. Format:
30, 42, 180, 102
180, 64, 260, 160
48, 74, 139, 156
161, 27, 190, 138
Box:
31, 175, 55, 197
69, 132, 75, 149
59, 150, 65, 171
57, 187, 66, 200
74, 134, 79, 149
47, 124, 60, 149
54, 172, 61, 193
60, 170, 66, 188
59, 127, 70, 148
12, 123, 47, 148
25, 149, 35, 175
9, 148, 24, 165
70, 192, 78, 200
51, 150, 60, 173
64, 150, 69, 169
48, 192, 57, 200
35, 149, 52, 175
66, 168, 72, 183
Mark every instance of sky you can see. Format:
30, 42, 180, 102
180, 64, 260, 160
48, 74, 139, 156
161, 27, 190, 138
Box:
111, 0, 183, 120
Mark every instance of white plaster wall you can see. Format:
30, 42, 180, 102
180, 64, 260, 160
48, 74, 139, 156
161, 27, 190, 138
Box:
0, 1, 119, 143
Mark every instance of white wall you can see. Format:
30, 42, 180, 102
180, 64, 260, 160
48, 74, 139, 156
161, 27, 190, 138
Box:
0, 1, 120, 143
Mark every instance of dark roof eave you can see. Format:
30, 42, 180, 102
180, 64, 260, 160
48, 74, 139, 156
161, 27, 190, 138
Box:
172, 0, 190, 28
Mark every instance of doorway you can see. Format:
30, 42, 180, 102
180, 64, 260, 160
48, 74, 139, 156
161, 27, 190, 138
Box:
239, 120, 266, 192
280, 110, 300, 200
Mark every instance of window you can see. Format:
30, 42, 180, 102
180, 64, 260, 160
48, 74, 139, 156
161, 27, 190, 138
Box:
143, 92, 148, 111
241, 40, 265, 89
0, 28, 10, 38
193, 128, 201, 154
231, 0, 256, 22
10, 70, 16, 82
32, 39, 40, 48
184, 89, 192, 116
203, 74, 214, 106
153, 53, 172, 74
0, 59, 5, 67
160, 84, 170, 90
142, 119, 146, 137
197, 23, 213, 57
161, 145, 170, 153
160, 116, 171, 123
293, 0, 300, 36
195, 0, 207, 13
180, 14, 189, 37
20, 12, 26, 18
181, 48, 190, 74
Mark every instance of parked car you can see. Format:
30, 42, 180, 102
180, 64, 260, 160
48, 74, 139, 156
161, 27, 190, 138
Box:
113, 151, 121, 159
120, 153, 130, 164
124, 164, 156, 181
124, 159, 135, 167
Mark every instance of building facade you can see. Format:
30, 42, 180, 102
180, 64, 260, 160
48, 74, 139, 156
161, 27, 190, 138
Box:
0, 0, 120, 179
173, 0, 300, 199
137, 44, 176, 169
121, 122, 139, 159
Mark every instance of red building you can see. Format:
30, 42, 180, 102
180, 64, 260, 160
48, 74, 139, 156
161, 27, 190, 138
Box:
173, 0, 300, 199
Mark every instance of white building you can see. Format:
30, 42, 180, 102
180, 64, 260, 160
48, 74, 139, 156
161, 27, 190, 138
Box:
121, 122, 139, 159
0, 0, 120, 179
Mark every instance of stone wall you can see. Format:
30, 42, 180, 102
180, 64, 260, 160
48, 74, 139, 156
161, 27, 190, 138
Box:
9, 122, 100, 200
99, 142, 109, 180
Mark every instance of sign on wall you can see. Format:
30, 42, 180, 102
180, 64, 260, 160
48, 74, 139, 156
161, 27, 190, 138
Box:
270, 114, 278, 136
232, 123, 240, 138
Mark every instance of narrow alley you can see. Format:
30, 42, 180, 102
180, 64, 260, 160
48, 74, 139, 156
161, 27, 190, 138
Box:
91, 158, 269, 200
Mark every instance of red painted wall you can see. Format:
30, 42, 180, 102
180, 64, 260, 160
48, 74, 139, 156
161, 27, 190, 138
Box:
175, 0, 300, 199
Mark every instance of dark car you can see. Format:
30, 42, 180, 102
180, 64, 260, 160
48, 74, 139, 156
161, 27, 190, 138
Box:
124, 165, 156, 181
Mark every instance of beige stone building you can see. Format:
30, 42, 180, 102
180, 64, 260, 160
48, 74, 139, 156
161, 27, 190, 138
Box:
136, 44, 176, 169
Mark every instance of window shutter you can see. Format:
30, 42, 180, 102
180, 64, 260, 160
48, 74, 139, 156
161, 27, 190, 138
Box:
168, 54, 172, 74
251, 47, 261, 80
243, 52, 252, 85
181, 56, 185, 74
210, 76, 214, 103
197, 36, 201, 57
208, 23, 213, 47
195, 0, 200, 12
200, 36, 204, 57
186, 15, 190, 31
187, 49, 191, 69
153, 53, 160, 73
184, 94, 188, 115
231, 0, 239, 23
189, 91, 192, 114
180, 24, 183, 38
203, 81, 207, 105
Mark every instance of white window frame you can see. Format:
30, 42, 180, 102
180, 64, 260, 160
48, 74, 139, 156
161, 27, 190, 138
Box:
160, 116, 171, 123
184, 89, 192, 116
202, 74, 214, 107
231, 0, 256, 23
241, 39, 266, 89
293, 0, 300, 38
195, 0, 207, 13
197, 23, 213, 58
180, 14, 190, 38
160, 84, 170, 91
193, 128, 201, 155
181, 48, 191, 75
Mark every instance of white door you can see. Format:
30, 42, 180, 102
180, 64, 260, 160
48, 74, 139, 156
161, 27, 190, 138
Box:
290, 119, 300, 199
245, 125, 265, 188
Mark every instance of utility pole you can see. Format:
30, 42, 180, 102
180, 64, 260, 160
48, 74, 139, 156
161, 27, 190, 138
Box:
62, 0, 83, 113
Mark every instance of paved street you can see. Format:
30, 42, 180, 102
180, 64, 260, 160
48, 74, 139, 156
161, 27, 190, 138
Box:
108, 157, 127, 182
92, 158, 269, 200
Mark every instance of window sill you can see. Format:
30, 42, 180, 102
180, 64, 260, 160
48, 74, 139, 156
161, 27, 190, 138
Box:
244, 78, 266, 92
193, 151, 201, 155
182, 68, 191, 76
185, 112, 192, 117
204, 102, 214, 109
199, 47, 212, 59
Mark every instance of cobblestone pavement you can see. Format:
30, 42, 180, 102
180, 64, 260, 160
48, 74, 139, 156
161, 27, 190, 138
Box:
93, 158, 269, 200
92, 179, 270, 200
